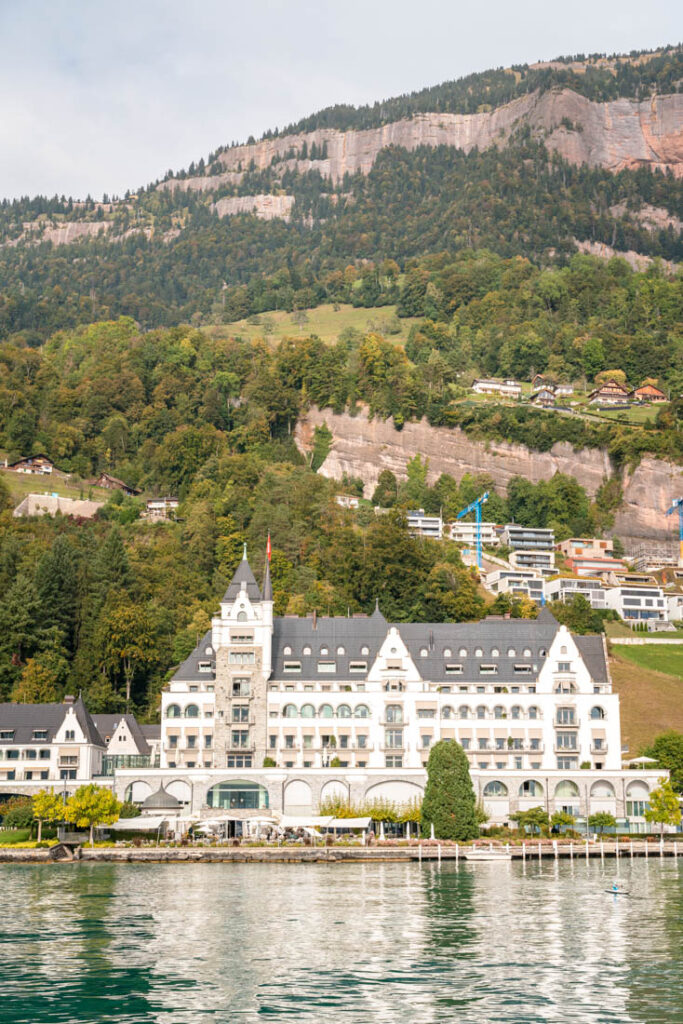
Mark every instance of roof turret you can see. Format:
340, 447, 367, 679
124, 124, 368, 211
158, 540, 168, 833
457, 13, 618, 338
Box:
142, 785, 181, 810
223, 546, 262, 602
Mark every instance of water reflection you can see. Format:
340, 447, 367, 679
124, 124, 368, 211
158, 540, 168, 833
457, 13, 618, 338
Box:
0, 860, 680, 1023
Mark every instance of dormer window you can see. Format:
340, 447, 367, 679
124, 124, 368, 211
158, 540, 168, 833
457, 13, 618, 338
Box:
205, 646, 213, 655
443, 648, 452, 657
283, 646, 292, 656
349, 661, 367, 672
480, 664, 497, 674
320, 646, 329, 656
445, 664, 462, 674
523, 648, 531, 657
507, 649, 516, 657
361, 646, 369, 656
337, 646, 345, 655
475, 648, 483, 657
420, 648, 428, 658
491, 648, 499, 657
198, 662, 212, 673
303, 646, 311, 656
459, 648, 467, 657
32, 730, 48, 741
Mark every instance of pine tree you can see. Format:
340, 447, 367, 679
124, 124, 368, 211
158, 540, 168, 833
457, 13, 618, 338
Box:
420, 740, 479, 840
35, 535, 78, 651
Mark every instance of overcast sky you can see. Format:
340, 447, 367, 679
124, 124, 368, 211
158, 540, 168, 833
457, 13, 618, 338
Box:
0, 0, 679, 200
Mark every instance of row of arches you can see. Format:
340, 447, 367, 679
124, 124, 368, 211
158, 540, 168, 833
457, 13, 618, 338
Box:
282, 703, 370, 719
485, 779, 650, 799
166, 704, 201, 719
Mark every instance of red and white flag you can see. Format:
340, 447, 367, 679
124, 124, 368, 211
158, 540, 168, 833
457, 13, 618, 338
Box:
266, 533, 272, 562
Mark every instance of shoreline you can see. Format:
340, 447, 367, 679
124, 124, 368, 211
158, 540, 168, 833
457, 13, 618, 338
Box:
0, 842, 681, 864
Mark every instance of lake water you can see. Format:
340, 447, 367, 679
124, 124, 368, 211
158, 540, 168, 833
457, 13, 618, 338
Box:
0, 859, 681, 1024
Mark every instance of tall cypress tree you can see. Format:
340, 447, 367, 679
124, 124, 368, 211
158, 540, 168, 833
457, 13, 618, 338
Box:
421, 740, 479, 841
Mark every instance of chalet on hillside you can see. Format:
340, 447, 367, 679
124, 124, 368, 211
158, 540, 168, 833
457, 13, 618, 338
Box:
588, 380, 631, 405
529, 387, 556, 408
95, 472, 141, 496
531, 373, 546, 391
554, 383, 574, 397
142, 497, 179, 521
5, 453, 58, 475
471, 378, 522, 399
630, 383, 667, 403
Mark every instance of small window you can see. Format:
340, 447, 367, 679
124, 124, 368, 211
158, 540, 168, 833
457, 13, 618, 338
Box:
514, 664, 531, 673
443, 648, 452, 657
361, 646, 369, 656
283, 661, 301, 672
320, 646, 329, 656
303, 646, 312, 656
507, 649, 516, 658
475, 648, 483, 657
32, 730, 48, 741
480, 664, 497, 674
317, 661, 336, 673
491, 648, 499, 657
459, 648, 467, 657
337, 646, 345, 655
523, 648, 531, 657
283, 646, 292, 656
446, 664, 462, 674
420, 648, 428, 658
349, 661, 367, 672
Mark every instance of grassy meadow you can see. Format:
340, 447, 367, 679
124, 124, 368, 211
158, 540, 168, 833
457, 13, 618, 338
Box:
211, 303, 420, 346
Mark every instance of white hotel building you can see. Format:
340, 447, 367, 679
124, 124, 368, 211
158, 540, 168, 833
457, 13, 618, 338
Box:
108, 553, 661, 830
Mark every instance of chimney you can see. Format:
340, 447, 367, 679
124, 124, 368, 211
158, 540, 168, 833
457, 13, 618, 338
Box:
312, 609, 317, 630
63, 695, 75, 704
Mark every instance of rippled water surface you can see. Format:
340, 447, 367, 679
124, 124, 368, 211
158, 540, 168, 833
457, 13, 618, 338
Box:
1, 859, 681, 1024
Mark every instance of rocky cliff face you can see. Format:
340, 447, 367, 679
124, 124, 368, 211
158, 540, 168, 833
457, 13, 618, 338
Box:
294, 406, 683, 546
211, 194, 295, 221
161, 89, 683, 193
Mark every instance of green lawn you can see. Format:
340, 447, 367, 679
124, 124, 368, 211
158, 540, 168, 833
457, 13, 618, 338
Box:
615, 644, 683, 677
0, 469, 110, 504
209, 303, 420, 346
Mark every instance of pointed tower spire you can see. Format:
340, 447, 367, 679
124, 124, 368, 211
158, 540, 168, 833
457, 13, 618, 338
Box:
243, 542, 248, 560
263, 559, 273, 602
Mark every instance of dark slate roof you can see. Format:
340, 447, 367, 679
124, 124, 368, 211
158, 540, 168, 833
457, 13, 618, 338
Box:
92, 713, 151, 755
72, 696, 105, 747
575, 636, 609, 683
142, 785, 181, 810
0, 699, 105, 746
271, 610, 388, 681
171, 630, 215, 682
397, 619, 560, 684
140, 724, 161, 741
223, 555, 262, 603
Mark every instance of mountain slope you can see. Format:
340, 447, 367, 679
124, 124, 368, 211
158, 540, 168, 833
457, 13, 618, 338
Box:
0, 46, 681, 340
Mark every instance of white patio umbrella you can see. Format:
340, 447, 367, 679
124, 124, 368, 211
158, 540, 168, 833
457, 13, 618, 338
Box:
379, 821, 385, 840
430, 823, 435, 840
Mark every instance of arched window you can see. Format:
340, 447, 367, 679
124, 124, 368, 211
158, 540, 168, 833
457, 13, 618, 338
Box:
283, 646, 292, 656
554, 780, 580, 799
507, 648, 516, 658
539, 648, 547, 657
420, 648, 428, 658
590, 706, 605, 720
300, 704, 315, 718
511, 705, 521, 720
483, 780, 508, 797
494, 706, 505, 719
354, 704, 370, 719
320, 646, 329, 656
283, 704, 297, 718
560, 645, 567, 655
458, 705, 470, 719
319, 704, 334, 719
523, 648, 531, 657
443, 648, 452, 658
555, 682, 576, 694
476, 705, 486, 720
442, 706, 453, 720
166, 704, 181, 718
185, 704, 199, 718
528, 706, 539, 719
337, 646, 345, 655
303, 646, 311, 656
475, 648, 483, 657
337, 704, 351, 718
207, 781, 269, 810
361, 646, 369, 656
491, 648, 499, 657
385, 704, 403, 724
459, 648, 467, 657
626, 781, 650, 798
237, 611, 247, 622
591, 781, 615, 798
519, 780, 543, 797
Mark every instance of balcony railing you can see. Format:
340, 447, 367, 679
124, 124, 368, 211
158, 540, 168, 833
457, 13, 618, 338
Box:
590, 743, 607, 754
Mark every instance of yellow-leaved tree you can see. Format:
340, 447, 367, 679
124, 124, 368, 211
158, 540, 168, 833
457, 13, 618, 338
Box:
65, 785, 121, 847
32, 789, 66, 842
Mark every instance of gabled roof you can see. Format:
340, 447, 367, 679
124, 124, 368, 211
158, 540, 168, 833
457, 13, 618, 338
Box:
92, 713, 151, 754
0, 699, 105, 747
223, 552, 262, 603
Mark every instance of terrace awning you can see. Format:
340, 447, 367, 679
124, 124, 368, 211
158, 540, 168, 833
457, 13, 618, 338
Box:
108, 816, 167, 831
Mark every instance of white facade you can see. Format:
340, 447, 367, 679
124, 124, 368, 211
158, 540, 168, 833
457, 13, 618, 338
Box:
545, 577, 607, 610
510, 550, 556, 573
485, 569, 545, 603
449, 521, 498, 546
604, 585, 667, 623
502, 525, 555, 551
406, 510, 443, 540
472, 379, 522, 399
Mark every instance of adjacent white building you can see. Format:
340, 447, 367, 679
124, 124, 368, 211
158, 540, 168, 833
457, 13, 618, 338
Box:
502, 525, 555, 552
406, 510, 443, 540
485, 568, 546, 604
545, 577, 608, 610
604, 583, 667, 623
449, 521, 498, 546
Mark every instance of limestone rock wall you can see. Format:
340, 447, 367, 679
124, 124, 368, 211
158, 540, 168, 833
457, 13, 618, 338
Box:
294, 406, 683, 545
199, 89, 683, 186
211, 194, 295, 222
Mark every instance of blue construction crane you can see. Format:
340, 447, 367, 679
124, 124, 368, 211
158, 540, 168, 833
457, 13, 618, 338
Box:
455, 492, 489, 569
666, 498, 683, 566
